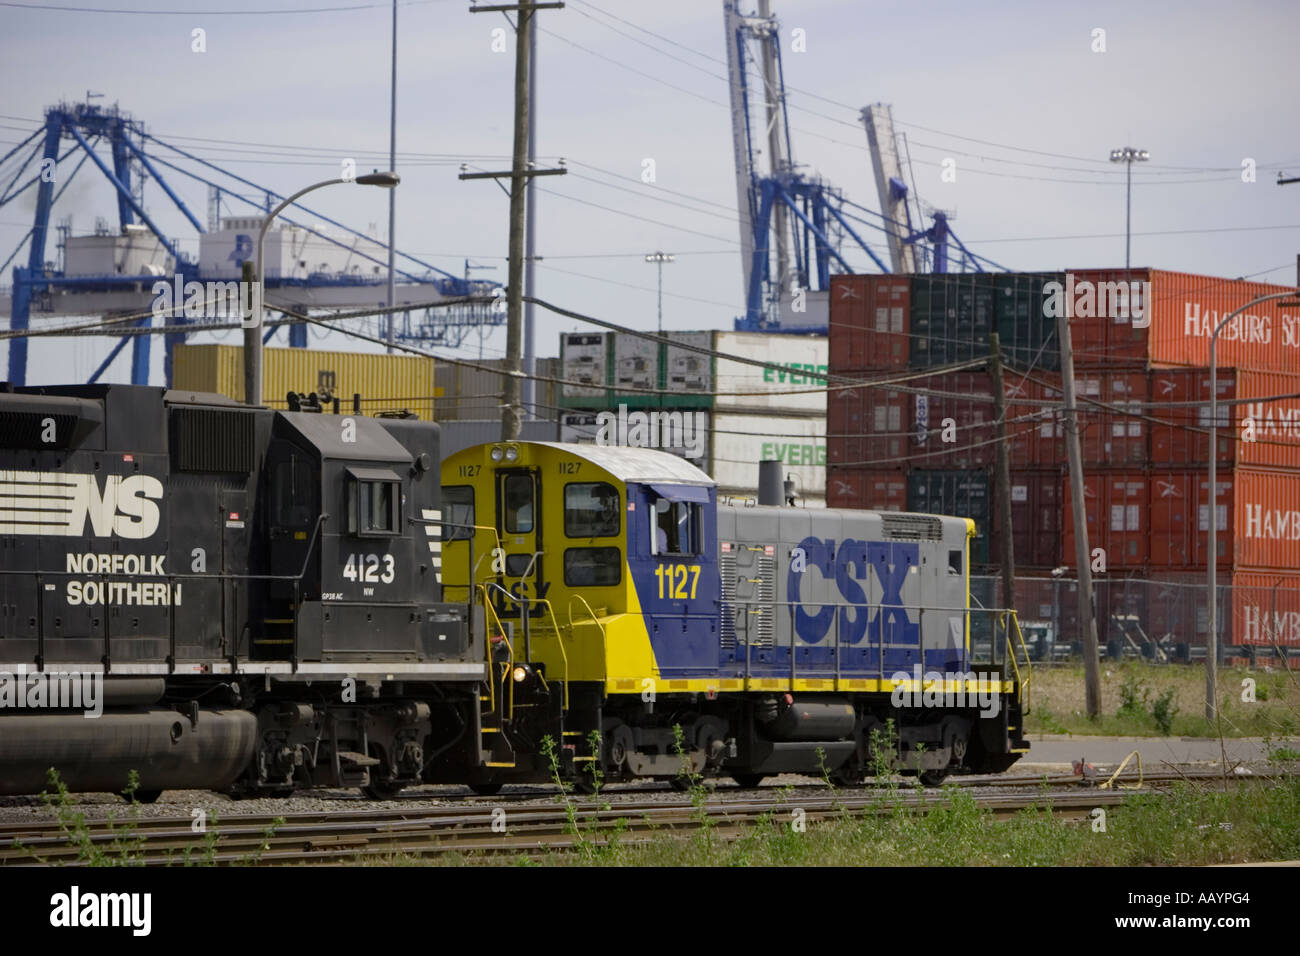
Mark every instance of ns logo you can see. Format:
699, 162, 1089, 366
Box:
787, 537, 919, 645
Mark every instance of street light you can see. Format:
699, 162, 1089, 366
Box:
645, 251, 674, 336
244, 172, 399, 406
1109, 147, 1148, 269
1207, 288, 1300, 721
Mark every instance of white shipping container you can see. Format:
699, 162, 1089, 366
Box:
665, 331, 712, 395
710, 412, 826, 506
713, 332, 828, 415
613, 333, 658, 393
561, 333, 607, 398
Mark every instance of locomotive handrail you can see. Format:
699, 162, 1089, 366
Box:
999, 610, 1032, 713
567, 594, 607, 644
529, 597, 571, 711
476, 582, 516, 721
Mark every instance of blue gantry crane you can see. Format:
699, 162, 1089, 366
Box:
722, 1, 1000, 333
0, 101, 502, 387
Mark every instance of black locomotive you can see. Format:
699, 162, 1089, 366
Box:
0, 383, 479, 800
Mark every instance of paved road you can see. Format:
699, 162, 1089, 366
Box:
1014, 735, 1295, 772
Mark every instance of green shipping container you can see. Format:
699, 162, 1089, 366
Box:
909, 275, 995, 367
994, 272, 1061, 371
906, 468, 991, 566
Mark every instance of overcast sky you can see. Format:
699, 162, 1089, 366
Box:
1, 0, 1297, 390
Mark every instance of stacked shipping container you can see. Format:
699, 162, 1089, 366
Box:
558, 330, 829, 505
827, 273, 1067, 576
827, 268, 1300, 653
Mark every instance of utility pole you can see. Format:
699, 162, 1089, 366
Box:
1057, 300, 1102, 717
988, 332, 1015, 614
385, 0, 397, 352
464, 1, 565, 441
522, 18, 538, 421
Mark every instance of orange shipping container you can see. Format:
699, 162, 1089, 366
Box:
1149, 368, 1300, 469
1065, 268, 1300, 373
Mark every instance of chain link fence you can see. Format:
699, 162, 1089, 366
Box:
971, 573, 1300, 664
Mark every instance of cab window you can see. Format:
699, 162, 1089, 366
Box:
565, 482, 619, 538
347, 468, 401, 537
565, 547, 621, 587
504, 474, 534, 533
652, 498, 698, 556
442, 486, 474, 542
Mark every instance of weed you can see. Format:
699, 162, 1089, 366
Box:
1152, 688, 1180, 736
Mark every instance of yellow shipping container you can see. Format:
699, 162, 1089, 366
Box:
173, 345, 439, 421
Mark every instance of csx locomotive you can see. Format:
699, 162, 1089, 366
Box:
0, 383, 1027, 800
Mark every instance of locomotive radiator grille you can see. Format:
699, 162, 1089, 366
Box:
751, 553, 776, 647
719, 548, 737, 648
880, 513, 943, 540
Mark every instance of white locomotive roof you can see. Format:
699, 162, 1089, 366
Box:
529, 442, 715, 486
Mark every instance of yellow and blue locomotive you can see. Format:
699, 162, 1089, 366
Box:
440, 439, 1029, 790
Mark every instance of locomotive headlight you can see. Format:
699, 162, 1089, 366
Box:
511, 664, 530, 683
490, 446, 505, 462
504, 445, 519, 462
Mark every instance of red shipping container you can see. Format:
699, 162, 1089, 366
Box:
1065, 268, 1300, 372
1076, 370, 1148, 465
1005, 376, 1064, 469
987, 469, 1063, 570
1149, 473, 1230, 569
826, 467, 907, 511
827, 375, 908, 468
829, 276, 911, 372
1062, 472, 1150, 569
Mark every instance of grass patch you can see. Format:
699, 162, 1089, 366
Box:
426, 775, 1300, 867
1024, 661, 1300, 737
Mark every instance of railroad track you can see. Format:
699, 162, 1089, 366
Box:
0, 768, 1278, 866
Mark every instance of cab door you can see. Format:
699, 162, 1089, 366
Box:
494, 467, 546, 618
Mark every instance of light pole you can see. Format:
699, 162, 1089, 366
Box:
645, 251, 674, 336
1109, 147, 1148, 269
245, 171, 399, 406
1207, 288, 1300, 720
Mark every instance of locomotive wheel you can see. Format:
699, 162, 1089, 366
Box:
127, 789, 163, 805
468, 782, 504, 796
669, 776, 693, 792
731, 774, 765, 788
918, 769, 950, 787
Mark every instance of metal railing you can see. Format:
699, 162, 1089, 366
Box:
0, 513, 329, 673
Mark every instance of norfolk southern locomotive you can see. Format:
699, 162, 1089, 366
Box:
0, 384, 1028, 800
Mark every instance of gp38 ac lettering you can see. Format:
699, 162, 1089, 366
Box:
788, 537, 920, 646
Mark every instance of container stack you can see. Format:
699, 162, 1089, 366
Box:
1058, 268, 1300, 655
826, 267, 1300, 657
558, 330, 829, 506
826, 273, 1066, 574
